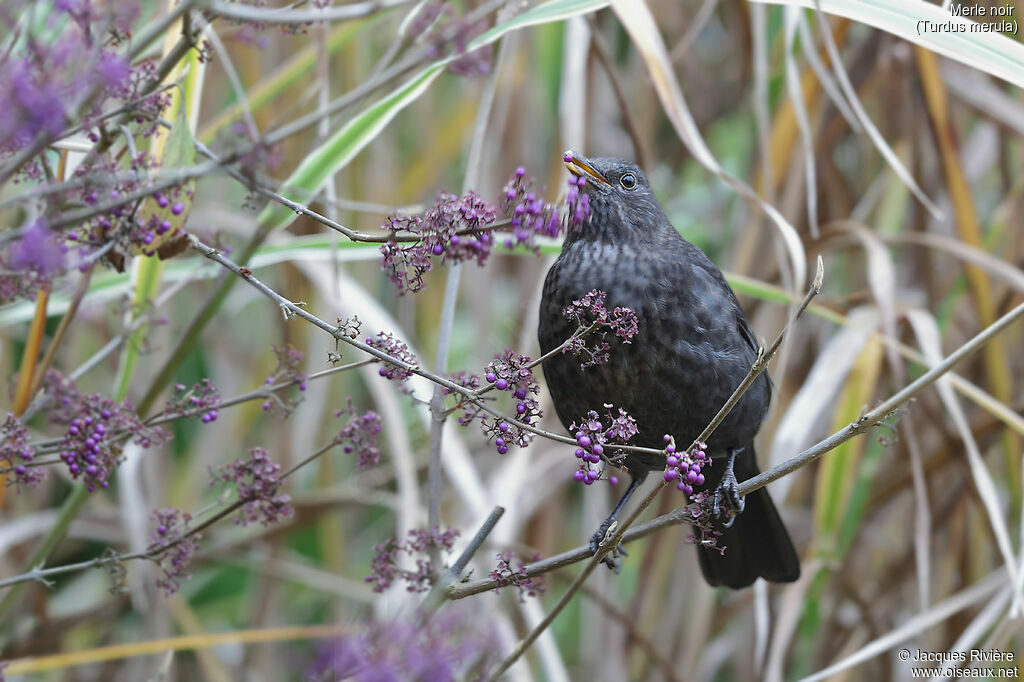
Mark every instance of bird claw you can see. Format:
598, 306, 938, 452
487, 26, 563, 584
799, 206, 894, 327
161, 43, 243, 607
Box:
590, 519, 626, 572
713, 447, 746, 528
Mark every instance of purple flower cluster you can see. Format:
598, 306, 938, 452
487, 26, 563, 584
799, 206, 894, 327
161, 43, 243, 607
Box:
412, 2, 492, 77
380, 191, 497, 294
334, 404, 383, 468
46, 373, 169, 492
148, 507, 201, 596
0, 219, 66, 304
489, 552, 545, 602
663, 437, 709, 496
569, 405, 638, 485
261, 345, 307, 415
1, 415, 44, 492
43, 369, 81, 423
365, 331, 417, 381
307, 608, 496, 682
561, 289, 640, 369
365, 526, 460, 593
0, 2, 136, 155
442, 371, 482, 426
683, 491, 723, 553
500, 167, 563, 252
481, 350, 541, 453
210, 448, 293, 527
165, 379, 221, 423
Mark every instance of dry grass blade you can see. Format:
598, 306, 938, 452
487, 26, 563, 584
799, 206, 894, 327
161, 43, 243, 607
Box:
811, 6, 940, 217
797, 570, 1006, 682
905, 310, 1024, 614
769, 307, 877, 495
766, 560, 825, 682
755, 0, 1024, 89
915, 44, 1020, 507
784, 6, 819, 236
610, 0, 807, 290
930, 585, 1012, 679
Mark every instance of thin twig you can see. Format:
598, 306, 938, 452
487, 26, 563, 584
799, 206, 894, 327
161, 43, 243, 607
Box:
418, 506, 506, 615
738, 297, 1024, 496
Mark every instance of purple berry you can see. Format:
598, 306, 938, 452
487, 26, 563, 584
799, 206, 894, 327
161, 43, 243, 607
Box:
664, 469, 679, 481
485, 372, 496, 383
495, 378, 509, 391
574, 470, 586, 482
171, 201, 184, 215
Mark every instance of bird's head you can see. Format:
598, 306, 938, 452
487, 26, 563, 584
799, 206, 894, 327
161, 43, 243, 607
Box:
563, 151, 667, 242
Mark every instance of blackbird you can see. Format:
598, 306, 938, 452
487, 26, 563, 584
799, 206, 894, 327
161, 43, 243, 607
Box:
537, 152, 799, 588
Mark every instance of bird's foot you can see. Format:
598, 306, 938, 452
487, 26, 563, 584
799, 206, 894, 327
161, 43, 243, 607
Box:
713, 447, 746, 528
590, 518, 627, 572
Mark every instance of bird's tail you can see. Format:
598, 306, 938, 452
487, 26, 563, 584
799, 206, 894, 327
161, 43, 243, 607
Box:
696, 445, 800, 589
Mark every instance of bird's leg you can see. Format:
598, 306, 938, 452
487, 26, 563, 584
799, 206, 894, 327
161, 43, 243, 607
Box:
713, 446, 746, 528
591, 471, 646, 571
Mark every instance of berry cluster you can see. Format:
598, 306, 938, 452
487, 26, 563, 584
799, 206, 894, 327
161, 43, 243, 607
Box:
334, 403, 383, 468
481, 350, 541, 454
365, 526, 460, 593
500, 167, 562, 252
365, 331, 417, 381
165, 379, 221, 423
210, 448, 293, 527
564, 169, 591, 230
308, 606, 496, 682
50, 385, 168, 492
561, 290, 640, 369
489, 552, 545, 602
662, 437, 709, 496
0, 415, 44, 491
148, 507, 201, 596
568, 405, 638, 485
380, 191, 497, 294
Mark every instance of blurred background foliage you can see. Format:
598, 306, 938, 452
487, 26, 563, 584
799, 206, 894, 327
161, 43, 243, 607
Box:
2, 0, 1023, 679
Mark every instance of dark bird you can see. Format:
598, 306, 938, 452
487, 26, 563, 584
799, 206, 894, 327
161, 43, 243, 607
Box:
538, 152, 799, 588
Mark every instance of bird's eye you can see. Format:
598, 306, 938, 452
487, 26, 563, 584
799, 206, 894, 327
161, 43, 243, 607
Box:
619, 173, 637, 189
